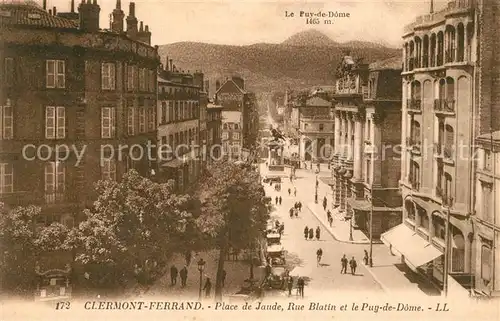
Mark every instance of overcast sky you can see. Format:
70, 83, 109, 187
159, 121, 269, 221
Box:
43, 0, 449, 47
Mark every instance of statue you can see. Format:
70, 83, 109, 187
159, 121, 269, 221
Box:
270, 128, 285, 143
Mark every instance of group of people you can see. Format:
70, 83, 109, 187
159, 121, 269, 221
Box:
303, 226, 321, 241
289, 201, 302, 218
169, 265, 189, 287
287, 187, 297, 197
275, 196, 282, 205
286, 275, 305, 298
340, 254, 358, 275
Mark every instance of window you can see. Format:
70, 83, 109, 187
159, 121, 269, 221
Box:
432, 215, 445, 239
139, 108, 145, 133
234, 123, 239, 130
139, 68, 146, 91
127, 65, 135, 91
148, 70, 155, 92
222, 132, 229, 140
0, 163, 13, 194
101, 107, 116, 138
161, 102, 167, 123
101, 63, 116, 90
409, 161, 420, 190
0, 99, 13, 140
46, 60, 65, 88
406, 201, 415, 221
223, 123, 228, 130
4, 58, 14, 84
169, 102, 173, 122
366, 119, 371, 140
233, 132, 240, 140
481, 245, 492, 283
418, 209, 429, 230
45, 106, 65, 139
128, 106, 135, 135
304, 123, 308, 130
443, 173, 453, 205
484, 149, 492, 171
101, 159, 116, 181
481, 183, 492, 222
319, 123, 324, 131
147, 107, 155, 131
44, 162, 65, 203
444, 125, 454, 159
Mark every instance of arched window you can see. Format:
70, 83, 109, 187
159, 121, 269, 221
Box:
444, 172, 453, 205
451, 230, 465, 272
409, 41, 415, 70
411, 120, 421, 145
430, 34, 437, 66
423, 35, 429, 67
415, 37, 422, 68
405, 200, 415, 221
437, 31, 444, 66
457, 23, 465, 62
481, 244, 492, 283
444, 125, 454, 158
223, 123, 228, 130
445, 77, 455, 111
445, 25, 456, 63
410, 160, 420, 190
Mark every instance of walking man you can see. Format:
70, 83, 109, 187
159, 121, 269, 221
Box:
180, 266, 188, 287
294, 187, 297, 197
315, 226, 321, 241
170, 265, 178, 286
299, 202, 302, 212
308, 228, 314, 240
221, 270, 227, 287
341, 255, 348, 274
279, 196, 282, 205
185, 251, 192, 266
304, 226, 309, 240
323, 196, 327, 211
288, 188, 291, 196
287, 276, 294, 296
297, 277, 305, 298
349, 257, 357, 275
203, 277, 212, 297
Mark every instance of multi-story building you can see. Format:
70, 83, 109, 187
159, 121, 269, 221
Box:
473, 132, 500, 297
157, 62, 202, 191
298, 96, 335, 164
215, 76, 259, 157
0, 0, 159, 298
206, 101, 223, 164
381, 0, 478, 293
331, 56, 403, 238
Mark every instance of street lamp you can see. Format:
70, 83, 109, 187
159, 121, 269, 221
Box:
315, 175, 319, 204
369, 198, 374, 267
197, 258, 206, 300
345, 212, 353, 241
442, 196, 453, 298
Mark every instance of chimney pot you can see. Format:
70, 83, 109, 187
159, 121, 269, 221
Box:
53, 6, 57, 15
71, 0, 75, 12
145, 25, 149, 32
139, 21, 144, 32
48, 9, 52, 15
129, 2, 136, 17
43, 0, 47, 10
93, 0, 97, 4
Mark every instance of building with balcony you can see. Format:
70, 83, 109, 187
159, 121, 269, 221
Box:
215, 76, 259, 157
297, 96, 334, 164
157, 62, 202, 192
331, 55, 403, 239
472, 132, 500, 297
385, 0, 479, 294
0, 0, 160, 299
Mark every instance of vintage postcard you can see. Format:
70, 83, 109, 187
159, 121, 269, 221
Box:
0, 0, 498, 320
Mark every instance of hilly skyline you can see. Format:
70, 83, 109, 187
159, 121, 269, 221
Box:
159, 30, 401, 95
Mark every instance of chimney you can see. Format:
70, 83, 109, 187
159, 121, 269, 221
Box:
43, 0, 47, 10
169, 59, 173, 71
71, 0, 75, 12
430, 0, 434, 13
126, 2, 138, 39
78, 0, 101, 32
139, 21, 144, 32
111, 0, 125, 33
48, 9, 52, 15
143, 25, 151, 45
53, 6, 57, 15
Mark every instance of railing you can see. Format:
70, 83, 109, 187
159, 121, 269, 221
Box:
406, 137, 422, 153
45, 192, 66, 204
434, 99, 455, 113
422, 54, 429, 68
407, 99, 422, 111
445, 49, 455, 63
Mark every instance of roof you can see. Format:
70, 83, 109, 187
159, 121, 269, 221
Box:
369, 56, 402, 71
305, 96, 332, 107
0, 3, 78, 29
215, 79, 246, 95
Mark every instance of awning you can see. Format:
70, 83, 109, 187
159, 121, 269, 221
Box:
381, 224, 443, 272
411, 197, 443, 215
347, 198, 371, 211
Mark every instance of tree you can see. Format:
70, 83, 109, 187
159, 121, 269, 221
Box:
194, 160, 271, 300
65, 170, 197, 290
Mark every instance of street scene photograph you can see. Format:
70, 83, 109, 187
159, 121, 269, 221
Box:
0, 0, 499, 320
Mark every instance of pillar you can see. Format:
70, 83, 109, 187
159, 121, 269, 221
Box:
464, 235, 471, 273
347, 114, 353, 160
334, 112, 341, 155
353, 114, 363, 180
372, 116, 382, 186
464, 25, 469, 62
313, 138, 318, 162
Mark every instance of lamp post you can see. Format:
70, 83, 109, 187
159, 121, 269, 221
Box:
197, 258, 206, 300
369, 195, 374, 267
442, 196, 453, 297
345, 212, 353, 241
315, 175, 319, 203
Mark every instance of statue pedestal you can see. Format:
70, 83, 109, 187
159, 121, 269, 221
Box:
266, 140, 294, 177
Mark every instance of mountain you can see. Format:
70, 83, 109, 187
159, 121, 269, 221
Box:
281, 29, 339, 47
158, 31, 400, 94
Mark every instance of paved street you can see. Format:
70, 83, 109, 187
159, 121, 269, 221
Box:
261, 163, 384, 299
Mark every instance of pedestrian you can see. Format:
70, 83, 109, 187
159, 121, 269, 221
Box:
185, 251, 192, 266
279, 196, 282, 205
363, 250, 369, 265
170, 265, 178, 286
304, 226, 309, 240
180, 266, 188, 287
203, 277, 212, 297
287, 276, 294, 296
289, 175, 292, 183
350, 257, 357, 275
308, 228, 314, 240
288, 188, 291, 196
269, 181, 272, 186
294, 187, 297, 197
316, 248, 323, 267
298, 202, 302, 212
323, 196, 327, 211
266, 161, 268, 167
295, 208, 298, 217
328, 216, 333, 227
297, 277, 305, 298
315, 226, 321, 240
341, 255, 348, 274
327, 210, 332, 221
275, 196, 278, 205
221, 270, 227, 287
289, 207, 294, 218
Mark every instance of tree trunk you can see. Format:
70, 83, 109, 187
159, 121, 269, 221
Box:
214, 242, 228, 301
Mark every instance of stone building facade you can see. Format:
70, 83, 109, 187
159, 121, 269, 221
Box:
0, 0, 160, 299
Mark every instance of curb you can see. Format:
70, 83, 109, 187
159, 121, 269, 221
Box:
361, 263, 390, 294
307, 203, 370, 245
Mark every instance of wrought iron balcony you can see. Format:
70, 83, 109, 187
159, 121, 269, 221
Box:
434, 99, 455, 114
45, 192, 66, 204
407, 99, 422, 112
406, 137, 421, 153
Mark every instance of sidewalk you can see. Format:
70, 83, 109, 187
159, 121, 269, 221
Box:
147, 250, 265, 299
307, 202, 370, 244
